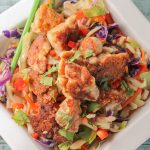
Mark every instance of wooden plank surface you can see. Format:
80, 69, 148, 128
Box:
0, 0, 150, 150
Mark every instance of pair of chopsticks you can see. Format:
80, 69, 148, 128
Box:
11, 0, 41, 73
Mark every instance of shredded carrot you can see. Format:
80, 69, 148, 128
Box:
82, 117, 88, 124
32, 133, 39, 139
135, 64, 147, 79
97, 129, 109, 140
26, 105, 31, 116
92, 15, 106, 23
121, 88, 142, 108
81, 144, 89, 150
12, 103, 24, 109
23, 92, 38, 112
76, 11, 85, 20
14, 67, 19, 74
141, 49, 145, 63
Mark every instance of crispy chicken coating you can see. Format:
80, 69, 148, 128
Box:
99, 90, 126, 106
55, 98, 81, 132
47, 15, 79, 55
29, 70, 58, 104
30, 103, 65, 143
96, 53, 129, 80
79, 37, 103, 56
31, 3, 64, 33
57, 51, 99, 101
27, 34, 51, 74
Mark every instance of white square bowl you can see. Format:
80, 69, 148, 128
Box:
0, 0, 150, 150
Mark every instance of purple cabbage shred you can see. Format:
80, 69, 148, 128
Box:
89, 22, 108, 39
35, 137, 56, 148
106, 110, 114, 116
128, 57, 141, 76
107, 23, 118, 30
0, 47, 15, 100
2, 29, 21, 39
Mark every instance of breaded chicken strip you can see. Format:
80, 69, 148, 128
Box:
57, 51, 99, 101
31, 3, 64, 33
47, 15, 79, 55
99, 90, 126, 107
96, 53, 129, 80
27, 34, 51, 74
55, 98, 81, 132
30, 103, 65, 143
79, 37, 103, 56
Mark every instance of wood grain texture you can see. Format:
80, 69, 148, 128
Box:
0, 0, 150, 150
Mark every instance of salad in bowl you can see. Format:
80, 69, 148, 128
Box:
0, 0, 150, 149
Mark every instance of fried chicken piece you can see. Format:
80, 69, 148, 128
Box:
96, 53, 129, 80
99, 90, 126, 107
37, 87, 58, 104
55, 98, 81, 132
31, 3, 64, 33
27, 34, 51, 74
29, 69, 59, 104
89, 53, 129, 80
79, 37, 103, 56
47, 15, 79, 55
29, 103, 65, 143
29, 70, 49, 95
57, 51, 99, 101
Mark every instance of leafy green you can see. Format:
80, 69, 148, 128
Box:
12, 110, 30, 126
40, 65, 58, 86
140, 72, 150, 89
48, 0, 55, 8
84, 50, 93, 59
58, 112, 73, 130
98, 77, 110, 91
51, 90, 56, 101
59, 129, 75, 141
87, 102, 100, 113
128, 39, 140, 49
78, 126, 96, 144
44, 65, 58, 76
68, 51, 80, 63
84, 6, 107, 17
40, 76, 53, 86
84, 0, 107, 17
58, 141, 71, 150
48, 3, 55, 8
121, 80, 134, 97
120, 121, 128, 129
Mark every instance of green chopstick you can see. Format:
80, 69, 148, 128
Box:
11, 0, 41, 73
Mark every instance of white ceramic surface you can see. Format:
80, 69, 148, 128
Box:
0, 0, 150, 150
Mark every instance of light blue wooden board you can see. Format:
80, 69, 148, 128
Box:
0, 0, 150, 150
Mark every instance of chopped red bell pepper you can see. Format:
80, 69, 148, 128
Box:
49, 50, 57, 57
111, 79, 121, 88
13, 78, 27, 92
105, 13, 114, 24
79, 28, 88, 36
76, 11, 85, 20
68, 41, 76, 48
32, 133, 39, 139
97, 129, 109, 140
